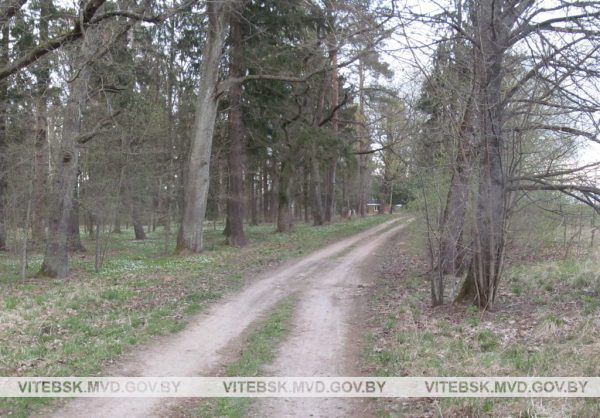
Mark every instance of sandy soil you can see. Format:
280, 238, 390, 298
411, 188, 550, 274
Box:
249, 220, 409, 418
40, 217, 408, 418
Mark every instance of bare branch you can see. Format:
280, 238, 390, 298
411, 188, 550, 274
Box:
76, 111, 121, 144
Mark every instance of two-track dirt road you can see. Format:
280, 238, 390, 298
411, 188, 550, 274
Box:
43, 217, 409, 418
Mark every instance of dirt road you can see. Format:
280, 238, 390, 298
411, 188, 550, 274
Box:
43, 217, 408, 418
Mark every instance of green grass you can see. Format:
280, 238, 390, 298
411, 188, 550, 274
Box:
364, 223, 600, 417
195, 296, 297, 418
0, 215, 393, 418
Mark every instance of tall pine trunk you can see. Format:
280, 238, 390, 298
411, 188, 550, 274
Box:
310, 149, 324, 226
324, 36, 338, 223
356, 58, 368, 218
224, 9, 247, 246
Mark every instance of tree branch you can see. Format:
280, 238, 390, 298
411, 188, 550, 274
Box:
76, 110, 121, 144
512, 124, 600, 144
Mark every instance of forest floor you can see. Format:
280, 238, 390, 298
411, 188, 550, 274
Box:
3, 215, 599, 418
0, 214, 405, 417
364, 221, 600, 417
35, 217, 408, 418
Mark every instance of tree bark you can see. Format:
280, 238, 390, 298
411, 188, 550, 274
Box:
176, 1, 232, 253
39, 55, 90, 277
224, 8, 247, 246
324, 31, 338, 223
455, 0, 508, 309
310, 72, 329, 226
310, 147, 324, 226
113, 215, 121, 233
131, 199, 146, 240
439, 95, 475, 278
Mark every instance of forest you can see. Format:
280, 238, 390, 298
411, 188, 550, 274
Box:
0, 0, 599, 417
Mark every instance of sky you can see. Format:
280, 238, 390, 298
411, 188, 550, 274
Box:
369, 0, 600, 172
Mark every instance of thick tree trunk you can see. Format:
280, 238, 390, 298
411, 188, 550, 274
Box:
439, 96, 475, 278
456, 0, 508, 310
131, 200, 146, 240
113, 216, 121, 233
40, 61, 89, 277
176, 1, 231, 253
224, 10, 247, 247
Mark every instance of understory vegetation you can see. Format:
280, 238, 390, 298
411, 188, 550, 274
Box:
365, 213, 600, 417
0, 0, 599, 416
0, 215, 389, 418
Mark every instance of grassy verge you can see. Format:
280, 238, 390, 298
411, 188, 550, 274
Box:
364, 219, 600, 417
193, 296, 296, 418
0, 215, 392, 417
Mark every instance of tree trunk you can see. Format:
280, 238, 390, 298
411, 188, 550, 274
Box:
67, 175, 86, 252
310, 148, 324, 226
113, 216, 121, 233
356, 58, 368, 218
31, 0, 52, 244
262, 161, 269, 222
176, 1, 231, 253
276, 160, 292, 232
86, 212, 95, 238
455, 0, 508, 310
40, 58, 90, 277
0, 24, 8, 251
131, 200, 146, 240
439, 96, 475, 278
32, 97, 49, 243
324, 44, 338, 223
303, 164, 310, 223
249, 168, 258, 225
224, 9, 247, 247
310, 72, 329, 226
